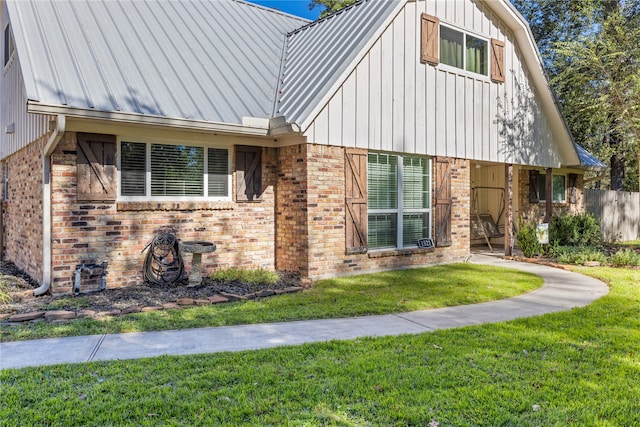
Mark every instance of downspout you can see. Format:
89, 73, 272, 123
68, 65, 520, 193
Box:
34, 115, 65, 296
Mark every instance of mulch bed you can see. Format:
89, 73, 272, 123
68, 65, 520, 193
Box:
0, 261, 303, 317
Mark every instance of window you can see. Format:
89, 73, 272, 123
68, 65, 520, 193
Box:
119, 141, 229, 200
536, 174, 566, 203
368, 153, 431, 249
4, 24, 14, 67
439, 25, 487, 76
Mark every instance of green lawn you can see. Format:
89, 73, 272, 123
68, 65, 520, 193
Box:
1, 267, 638, 426
1, 264, 541, 342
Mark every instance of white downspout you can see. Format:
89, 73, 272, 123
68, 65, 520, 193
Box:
34, 115, 65, 296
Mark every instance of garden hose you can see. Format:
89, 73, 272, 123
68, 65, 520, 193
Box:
142, 232, 184, 285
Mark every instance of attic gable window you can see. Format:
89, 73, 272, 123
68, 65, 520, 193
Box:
119, 141, 230, 201
421, 14, 504, 81
4, 23, 15, 67
440, 25, 488, 76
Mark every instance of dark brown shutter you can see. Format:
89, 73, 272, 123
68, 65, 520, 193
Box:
528, 170, 540, 203
77, 133, 116, 202
420, 13, 439, 65
434, 157, 452, 247
491, 38, 505, 83
235, 145, 262, 201
568, 173, 578, 204
345, 148, 368, 254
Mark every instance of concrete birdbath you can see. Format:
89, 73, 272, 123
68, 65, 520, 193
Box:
179, 241, 217, 287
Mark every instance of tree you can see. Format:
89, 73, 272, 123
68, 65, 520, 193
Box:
511, 0, 640, 191
308, 0, 355, 18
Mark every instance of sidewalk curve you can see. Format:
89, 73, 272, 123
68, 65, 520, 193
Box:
0, 254, 609, 370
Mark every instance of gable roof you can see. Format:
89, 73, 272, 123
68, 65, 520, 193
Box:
5, 0, 602, 168
275, 0, 401, 123
6, 0, 307, 125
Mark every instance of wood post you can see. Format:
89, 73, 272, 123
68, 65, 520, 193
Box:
545, 168, 552, 223
504, 164, 513, 256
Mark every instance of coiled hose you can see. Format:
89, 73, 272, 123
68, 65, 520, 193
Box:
142, 232, 184, 285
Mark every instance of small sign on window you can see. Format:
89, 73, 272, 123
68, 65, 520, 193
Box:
417, 238, 434, 249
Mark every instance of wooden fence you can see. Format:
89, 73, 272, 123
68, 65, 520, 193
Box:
584, 189, 640, 242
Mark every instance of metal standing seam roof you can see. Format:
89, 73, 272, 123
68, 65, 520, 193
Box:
575, 144, 607, 169
4, 0, 608, 169
275, 0, 401, 124
6, 0, 308, 125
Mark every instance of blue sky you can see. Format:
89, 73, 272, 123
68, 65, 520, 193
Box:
248, 1, 323, 20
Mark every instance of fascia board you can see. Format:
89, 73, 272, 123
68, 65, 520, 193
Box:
27, 101, 271, 137
485, 0, 581, 167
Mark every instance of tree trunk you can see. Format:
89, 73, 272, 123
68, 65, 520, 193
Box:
610, 152, 625, 191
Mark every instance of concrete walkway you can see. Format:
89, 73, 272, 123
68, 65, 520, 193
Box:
0, 254, 608, 370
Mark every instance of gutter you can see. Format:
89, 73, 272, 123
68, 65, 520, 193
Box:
34, 115, 66, 296
27, 102, 271, 137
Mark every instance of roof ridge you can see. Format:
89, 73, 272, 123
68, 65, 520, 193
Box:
286, 0, 367, 37
231, 0, 311, 24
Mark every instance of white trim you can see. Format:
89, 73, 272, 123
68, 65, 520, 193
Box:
27, 102, 272, 137
117, 137, 232, 202
483, 0, 580, 166
368, 152, 432, 250
438, 22, 490, 78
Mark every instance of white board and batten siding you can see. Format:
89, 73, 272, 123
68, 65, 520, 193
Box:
1, 39, 50, 161
303, 0, 562, 168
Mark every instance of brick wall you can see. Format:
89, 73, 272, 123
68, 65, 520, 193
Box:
3, 132, 474, 293
47, 132, 277, 294
275, 144, 309, 275
518, 169, 585, 223
301, 146, 470, 280
1, 133, 47, 282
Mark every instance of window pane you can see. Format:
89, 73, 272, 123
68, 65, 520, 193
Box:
440, 26, 463, 69
4, 25, 12, 66
552, 175, 566, 202
403, 157, 430, 209
151, 144, 204, 196
537, 174, 546, 201
368, 213, 397, 249
466, 35, 487, 75
120, 142, 146, 196
403, 213, 430, 246
208, 148, 228, 197
368, 153, 397, 210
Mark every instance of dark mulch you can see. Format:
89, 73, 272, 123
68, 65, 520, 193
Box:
0, 261, 301, 315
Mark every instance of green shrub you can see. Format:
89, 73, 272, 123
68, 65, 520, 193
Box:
610, 249, 640, 267
550, 212, 602, 247
0, 279, 12, 305
516, 219, 543, 257
552, 245, 608, 265
209, 267, 279, 285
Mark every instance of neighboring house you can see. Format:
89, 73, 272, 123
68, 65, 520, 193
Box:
1, 0, 604, 295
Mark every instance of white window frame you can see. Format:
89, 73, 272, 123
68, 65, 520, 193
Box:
439, 22, 489, 78
368, 152, 432, 250
537, 174, 567, 203
117, 138, 232, 202
3, 23, 15, 69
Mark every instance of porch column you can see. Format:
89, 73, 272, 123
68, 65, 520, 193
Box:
545, 168, 553, 223
504, 164, 513, 256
